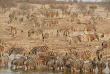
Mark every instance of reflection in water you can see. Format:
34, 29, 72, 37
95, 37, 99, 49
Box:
0, 54, 109, 74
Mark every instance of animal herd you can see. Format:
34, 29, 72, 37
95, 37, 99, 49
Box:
0, 2, 110, 74
0, 42, 110, 73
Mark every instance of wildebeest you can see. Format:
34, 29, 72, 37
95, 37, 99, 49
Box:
0, 55, 9, 67
0, 46, 4, 57
9, 48, 24, 59
11, 56, 26, 69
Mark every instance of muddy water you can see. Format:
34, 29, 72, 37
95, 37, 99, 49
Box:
0, 54, 109, 74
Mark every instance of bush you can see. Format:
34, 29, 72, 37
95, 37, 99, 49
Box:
89, 5, 97, 9
77, 3, 86, 11
19, 4, 33, 10
0, 0, 16, 9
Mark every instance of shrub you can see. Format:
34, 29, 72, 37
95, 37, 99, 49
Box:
89, 5, 97, 10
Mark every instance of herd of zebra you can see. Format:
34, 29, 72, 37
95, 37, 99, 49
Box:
0, 2, 110, 73
0, 41, 110, 73
5, 5, 104, 42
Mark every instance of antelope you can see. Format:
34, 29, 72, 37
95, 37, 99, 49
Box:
57, 26, 69, 36
84, 33, 99, 41
66, 35, 81, 44
70, 12, 78, 18
28, 29, 43, 37
9, 26, 17, 37
0, 46, 4, 57
42, 33, 49, 41
0, 55, 9, 67
84, 25, 96, 32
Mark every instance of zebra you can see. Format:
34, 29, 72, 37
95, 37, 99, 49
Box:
11, 56, 26, 69
9, 48, 24, 59
29, 46, 49, 55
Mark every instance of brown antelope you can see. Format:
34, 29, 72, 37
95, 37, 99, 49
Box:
85, 33, 99, 41
57, 26, 69, 36
70, 49, 93, 60
84, 25, 96, 32
78, 51, 93, 60
52, 19, 58, 25
70, 12, 78, 18
42, 33, 49, 41
32, 20, 40, 28
49, 12, 55, 17
0, 46, 4, 57
0, 55, 9, 67
45, 20, 52, 27
67, 35, 81, 44
9, 26, 17, 37
28, 29, 43, 37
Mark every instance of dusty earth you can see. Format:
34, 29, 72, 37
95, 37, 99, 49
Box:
0, 2, 110, 59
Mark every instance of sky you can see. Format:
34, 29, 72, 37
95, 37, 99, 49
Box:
56, 0, 102, 2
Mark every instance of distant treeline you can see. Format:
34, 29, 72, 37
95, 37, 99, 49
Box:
0, 0, 110, 12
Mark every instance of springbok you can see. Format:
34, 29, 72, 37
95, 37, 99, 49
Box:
0, 46, 4, 57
